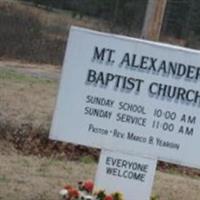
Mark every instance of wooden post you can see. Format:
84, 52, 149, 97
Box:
141, 0, 167, 41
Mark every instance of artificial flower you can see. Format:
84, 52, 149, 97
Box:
103, 195, 113, 200
59, 180, 124, 200
83, 180, 94, 193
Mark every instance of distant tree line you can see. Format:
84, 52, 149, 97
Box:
20, 0, 148, 32
21, 0, 200, 43
163, 0, 200, 40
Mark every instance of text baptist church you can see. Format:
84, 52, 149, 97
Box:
87, 46, 200, 106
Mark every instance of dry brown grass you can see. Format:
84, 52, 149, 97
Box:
1, 61, 200, 199
1, 149, 200, 200
0, 61, 200, 199
0, 150, 96, 200
1, 2, 200, 199
0, 61, 58, 129
0, 61, 100, 161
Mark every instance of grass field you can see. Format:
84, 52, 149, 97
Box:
1, 144, 200, 200
0, 61, 58, 129
1, 1, 200, 199
0, 149, 96, 200
0, 61, 200, 200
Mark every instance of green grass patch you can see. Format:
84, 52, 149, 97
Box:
79, 155, 96, 164
0, 68, 54, 84
0, 175, 9, 183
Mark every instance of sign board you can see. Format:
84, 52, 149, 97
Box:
95, 150, 157, 200
50, 26, 200, 169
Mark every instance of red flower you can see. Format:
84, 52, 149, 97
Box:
64, 184, 73, 190
68, 188, 79, 199
83, 180, 94, 193
104, 195, 113, 200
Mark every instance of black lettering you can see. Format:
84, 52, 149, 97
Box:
140, 56, 149, 70
119, 53, 130, 67
149, 57, 157, 72
93, 47, 105, 62
86, 69, 96, 83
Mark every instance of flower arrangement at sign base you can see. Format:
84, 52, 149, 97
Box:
59, 180, 124, 200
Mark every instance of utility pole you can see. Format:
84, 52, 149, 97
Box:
141, 0, 167, 41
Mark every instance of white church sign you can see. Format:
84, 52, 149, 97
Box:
50, 26, 200, 168
50, 26, 200, 199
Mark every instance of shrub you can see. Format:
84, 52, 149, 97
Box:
0, 2, 66, 65
0, 3, 41, 58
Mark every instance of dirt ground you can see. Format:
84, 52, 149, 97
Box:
1, 60, 200, 200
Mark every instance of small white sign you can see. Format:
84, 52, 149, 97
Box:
95, 150, 157, 200
50, 26, 200, 168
